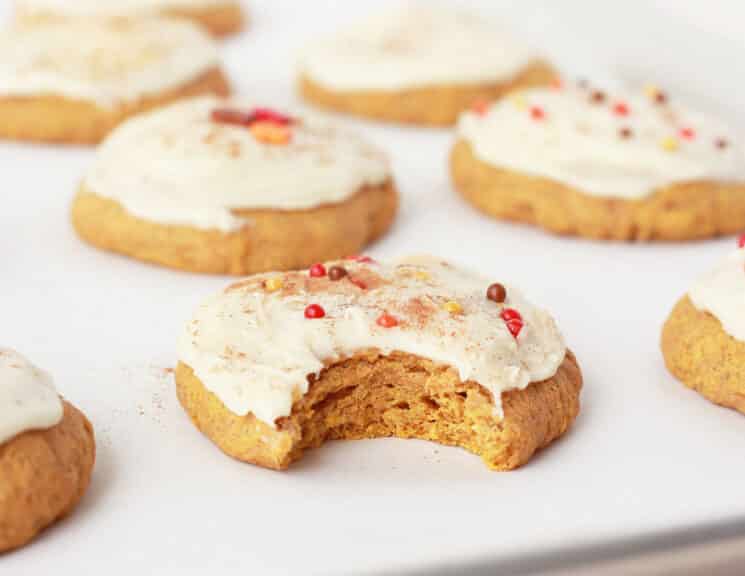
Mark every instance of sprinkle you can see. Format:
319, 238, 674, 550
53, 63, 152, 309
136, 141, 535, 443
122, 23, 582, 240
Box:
251, 107, 293, 126
414, 271, 431, 281
376, 313, 399, 328
487, 283, 507, 303
501, 308, 524, 338
645, 85, 668, 104
550, 78, 563, 91
715, 138, 729, 150
738, 234, 745, 248
530, 106, 546, 121
443, 301, 463, 315
590, 90, 606, 104
619, 127, 633, 139
347, 255, 375, 264
250, 122, 291, 145
304, 304, 326, 319
350, 277, 367, 290
471, 99, 490, 116
612, 102, 630, 116
510, 93, 528, 110
264, 277, 283, 292
501, 308, 522, 323
505, 319, 524, 338
660, 136, 679, 152
679, 127, 696, 140
309, 263, 327, 278
328, 266, 348, 281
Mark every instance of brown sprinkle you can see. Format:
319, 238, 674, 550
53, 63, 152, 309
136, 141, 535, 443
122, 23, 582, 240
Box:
715, 138, 729, 149
590, 90, 606, 104
328, 266, 348, 281
655, 91, 668, 104
487, 283, 507, 304
619, 127, 633, 139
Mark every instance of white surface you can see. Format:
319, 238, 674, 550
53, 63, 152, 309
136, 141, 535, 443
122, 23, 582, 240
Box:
2, 1, 745, 574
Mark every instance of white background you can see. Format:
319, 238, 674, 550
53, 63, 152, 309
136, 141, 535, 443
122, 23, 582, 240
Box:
2, 1, 745, 574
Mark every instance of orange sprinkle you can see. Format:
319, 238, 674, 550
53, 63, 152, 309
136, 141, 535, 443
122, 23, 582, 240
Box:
250, 121, 291, 145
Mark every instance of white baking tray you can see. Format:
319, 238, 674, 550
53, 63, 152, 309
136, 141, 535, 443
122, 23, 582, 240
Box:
2, 1, 745, 574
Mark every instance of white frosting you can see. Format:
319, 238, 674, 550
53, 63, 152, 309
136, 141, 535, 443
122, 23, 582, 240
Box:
689, 249, 745, 341
458, 86, 745, 199
299, 4, 536, 91
0, 349, 64, 445
0, 19, 218, 106
178, 255, 567, 426
16, 0, 229, 17
84, 97, 391, 231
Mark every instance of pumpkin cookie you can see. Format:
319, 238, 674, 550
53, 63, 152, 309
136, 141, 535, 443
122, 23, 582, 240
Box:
0, 19, 229, 145
72, 97, 397, 275
14, 0, 246, 38
298, 5, 556, 126
452, 82, 745, 241
0, 349, 95, 553
176, 256, 582, 470
662, 240, 745, 414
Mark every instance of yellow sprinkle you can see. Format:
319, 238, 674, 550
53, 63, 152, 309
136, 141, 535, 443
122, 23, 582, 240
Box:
510, 93, 527, 110
660, 136, 679, 152
414, 271, 430, 281
644, 84, 660, 99
265, 277, 283, 292
443, 301, 463, 315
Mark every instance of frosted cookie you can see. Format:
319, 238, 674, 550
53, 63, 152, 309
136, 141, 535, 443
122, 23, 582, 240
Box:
175, 256, 582, 470
298, 5, 556, 126
452, 82, 745, 241
15, 0, 245, 38
0, 19, 229, 144
72, 97, 398, 275
0, 349, 95, 553
662, 239, 745, 414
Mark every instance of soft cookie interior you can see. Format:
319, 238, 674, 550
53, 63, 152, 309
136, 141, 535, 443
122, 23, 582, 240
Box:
176, 349, 582, 471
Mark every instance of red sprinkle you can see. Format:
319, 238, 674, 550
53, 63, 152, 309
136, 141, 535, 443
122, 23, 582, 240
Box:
505, 319, 524, 338
738, 234, 745, 248
471, 99, 490, 116
612, 102, 630, 116
251, 107, 293, 126
347, 255, 375, 264
530, 106, 546, 121
350, 277, 367, 290
376, 313, 399, 328
500, 308, 523, 323
679, 127, 696, 140
309, 263, 327, 278
304, 304, 326, 319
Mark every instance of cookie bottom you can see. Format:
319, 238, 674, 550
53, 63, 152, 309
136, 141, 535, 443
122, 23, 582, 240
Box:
15, 2, 245, 38
175, 349, 582, 471
0, 67, 230, 145
451, 139, 745, 241
71, 180, 398, 275
0, 401, 96, 553
298, 60, 556, 126
662, 296, 745, 414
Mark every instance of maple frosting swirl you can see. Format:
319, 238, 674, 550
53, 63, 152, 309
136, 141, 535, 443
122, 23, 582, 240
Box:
83, 97, 391, 231
689, 248, 745, 342
299, 4, 537, 91
0, 349, 63, 445
177, 256, 567, 426
0, 18, 218, 106
458, 85, 745, 199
